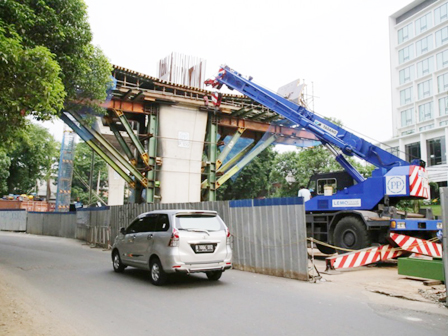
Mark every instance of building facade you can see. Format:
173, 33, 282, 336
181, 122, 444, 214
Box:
383, 0, 448, 191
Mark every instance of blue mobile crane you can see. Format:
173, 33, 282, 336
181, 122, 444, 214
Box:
206, 65, 442, 254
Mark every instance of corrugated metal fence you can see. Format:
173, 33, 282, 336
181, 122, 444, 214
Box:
1, 198, 308, 281
0, 209, 27, 231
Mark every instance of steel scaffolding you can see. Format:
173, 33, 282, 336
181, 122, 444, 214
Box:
55, 125, 76, 212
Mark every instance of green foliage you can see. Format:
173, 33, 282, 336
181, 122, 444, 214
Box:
0, 149, 11, 195
0, 25, 65, 145
0, 0, 112, 144
5, 123, 59, 194
269, 146, 374, 197
71, 141, 108, 205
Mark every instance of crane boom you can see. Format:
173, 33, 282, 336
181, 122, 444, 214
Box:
207, 66, 411, 172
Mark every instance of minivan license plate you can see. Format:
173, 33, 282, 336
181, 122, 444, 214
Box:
195, 244, 214, 253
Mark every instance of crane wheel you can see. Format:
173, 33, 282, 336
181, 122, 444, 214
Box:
333, 216, 371, 253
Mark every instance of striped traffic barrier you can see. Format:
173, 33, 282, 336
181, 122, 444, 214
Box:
389, 233, 442, 258
326, 244, 405, 270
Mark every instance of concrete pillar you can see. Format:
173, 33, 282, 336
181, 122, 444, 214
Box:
420, 132, 427, 163
444, 127, 448, 163
107, 165, 125, 205
157, 105, 208, 203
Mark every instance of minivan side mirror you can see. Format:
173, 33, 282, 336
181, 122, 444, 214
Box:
120, 227, 126, 235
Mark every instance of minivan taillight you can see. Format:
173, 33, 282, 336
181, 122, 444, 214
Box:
226, 228, 231, 245
169, 228, 179, 247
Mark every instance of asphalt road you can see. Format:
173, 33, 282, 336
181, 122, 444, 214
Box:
0, 232, 447, 336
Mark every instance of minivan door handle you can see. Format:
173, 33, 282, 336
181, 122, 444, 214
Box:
147, 234, 153, 240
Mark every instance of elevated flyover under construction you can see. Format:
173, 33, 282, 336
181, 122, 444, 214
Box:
62, 65, 318, 205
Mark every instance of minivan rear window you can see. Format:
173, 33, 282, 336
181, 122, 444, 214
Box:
176, 215, 224, 231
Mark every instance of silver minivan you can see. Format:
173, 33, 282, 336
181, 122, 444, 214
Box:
111, 210, 232, 285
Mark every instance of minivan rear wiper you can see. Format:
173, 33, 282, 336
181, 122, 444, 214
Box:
178, 228, 210, 235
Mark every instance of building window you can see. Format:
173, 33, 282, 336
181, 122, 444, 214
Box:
387, 146, 400, 157
419, 124, 434, 131
416, 57, 433, 78
435, 3, 448, 25
427, 136, 446, 166
417, 79, 432, 99
399, 65, 414, 84
419, 101, 433, 121
415, 12, 432, 35
399, 45, 414, 64
440, 120, 448, 126
401, 130, 415, 135
398, 22, 414, 44
405, 142, 421, 161
401, 108, 414, 127
436, 27, 448, 48
437, 49, 448, 69
439, 97, 448, 116
416, 35, 433, 56
402, 130, 415, 136
400, 87, 413, 105
438, 73, 448, 93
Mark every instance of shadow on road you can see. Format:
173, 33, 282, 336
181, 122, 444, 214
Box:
108, 268, 229, 289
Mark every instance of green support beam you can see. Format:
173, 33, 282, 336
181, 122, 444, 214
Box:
205, 112, 218, 201
105, 114, 137, 166
231, 107, 246, 117
68, 111, 149, 187
145, 111, 158, 203
217, 141, 257, 174
216, 127, 245, 170
111, 108, 150, 167
60, 113, 136, 188
201, 141, 256, 189
215, 135, 276, 189
235, 108, 254, 118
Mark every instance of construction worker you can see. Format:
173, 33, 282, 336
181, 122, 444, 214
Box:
298, 186, 311, 202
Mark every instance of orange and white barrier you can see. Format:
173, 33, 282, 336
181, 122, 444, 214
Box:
389, 233, 442, 258
326, 244, 405, 270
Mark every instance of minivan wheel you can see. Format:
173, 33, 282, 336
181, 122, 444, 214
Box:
150, 258, 167, 286
206, 271, 222, 281
112, 250, 125, 273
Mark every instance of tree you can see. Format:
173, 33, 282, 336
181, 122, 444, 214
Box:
71, 141, 108, 205
0, 149, 11, 195
270, 145, 374, 197
6, 123, 59, 195
0, 0, 112, 145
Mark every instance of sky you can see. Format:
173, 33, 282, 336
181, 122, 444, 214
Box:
43, 0, 413, 145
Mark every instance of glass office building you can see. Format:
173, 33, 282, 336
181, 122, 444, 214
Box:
383, 0, 448, 187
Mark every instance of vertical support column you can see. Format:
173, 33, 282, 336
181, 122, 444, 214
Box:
146, 109, 159, 203
206, 112, 218, 201
444, 127, 448, 164
439, 187, 448, 307
420, 132, 427, 163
